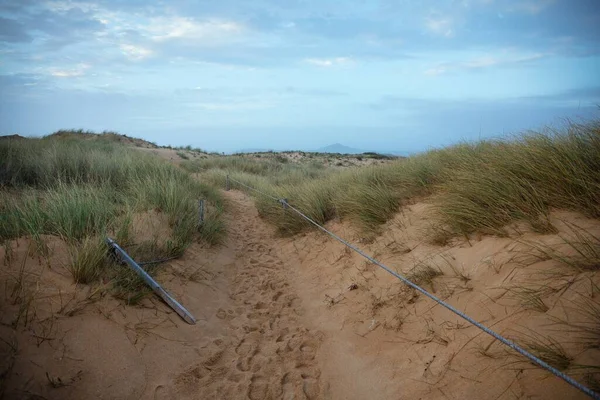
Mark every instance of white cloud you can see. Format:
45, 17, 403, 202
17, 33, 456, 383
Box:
424, 51, 547, 76
143, 17, 244, 43
280, 21, 296, 29
120, 44, 153, 61
50, 63, 91, 77
305, 57, 354, 67
45, 1, 100, 13
425, 17, 454, 37
463, 56, 499, 68
424, 66, 447, 76
465, 52, 545, 69
187, 101, 274, 111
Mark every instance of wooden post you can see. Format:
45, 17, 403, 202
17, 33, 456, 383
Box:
105, 238, 196, 325
226, 175, 230, 191
198, 199, 205, 227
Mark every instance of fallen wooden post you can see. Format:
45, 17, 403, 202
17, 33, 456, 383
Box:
105, 238, 196, 325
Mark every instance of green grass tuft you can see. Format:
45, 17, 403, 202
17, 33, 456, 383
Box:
68, 237, 108, 284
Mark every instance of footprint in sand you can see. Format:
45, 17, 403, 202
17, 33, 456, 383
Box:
272, 291, 284, 301
248, 375, 269, 400
303, 377, 320, 399
216, 308, 236, 320
153, 384, 175, 400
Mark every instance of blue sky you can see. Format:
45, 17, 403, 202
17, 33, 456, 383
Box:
1, 0, 599, 153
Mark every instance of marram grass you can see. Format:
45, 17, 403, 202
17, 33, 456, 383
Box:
189, 119, 600, 242
0, 131, 226, 292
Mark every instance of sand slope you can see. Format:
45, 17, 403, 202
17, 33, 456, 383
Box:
1, 190, 599, 399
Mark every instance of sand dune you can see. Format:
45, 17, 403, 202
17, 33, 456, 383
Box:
1, 189, 599, 399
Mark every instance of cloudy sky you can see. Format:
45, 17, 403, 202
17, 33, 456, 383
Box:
1, 0, 599, 153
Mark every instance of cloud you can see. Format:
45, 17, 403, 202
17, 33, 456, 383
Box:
425, 16, 455, 37
1, 0, 599, 146
369, 86, 600, 113
120, 44, 153, 60
282, 86, 347, 97
304, 57, 354, 67
2, 0, 595, 75
462, 56, 499, 68
49, 63, 91, 77
185, 100, 274, 111
0, 17, 33, 43
363, 91, 599, 152
424, 66, 447, 76
44, 1, 100, 13
424, 51, 547, 75
280, 21, 295, 29
0, 73, 47, 88
507, 0, 556, 15
142, 17, 244, 43
0, 5, 106, 51
519, 86, 600, 107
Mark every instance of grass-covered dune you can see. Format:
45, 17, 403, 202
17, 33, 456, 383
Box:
185, 120, 600, 241
0, 132, 225, 302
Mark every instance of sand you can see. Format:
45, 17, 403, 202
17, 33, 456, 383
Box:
1, 190, 599, 399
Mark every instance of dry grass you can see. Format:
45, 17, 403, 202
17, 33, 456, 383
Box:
67, 237, 108, 284
509, 286, 551, 313
518, 221, 600, 272
556, 294, 600, 350
0, 131, 226, 299
525, 338, 572, 371
516, 332, 573, 371
406, 261, 443, 288
187, 119, 600, 240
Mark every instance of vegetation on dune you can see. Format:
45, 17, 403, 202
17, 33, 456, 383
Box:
49, 128, 159, 148
434, 122, 600, 235
184, 119, 600, 240
176, 151, 190, 160
182, 154, 316, 176
0, 132, 226, 300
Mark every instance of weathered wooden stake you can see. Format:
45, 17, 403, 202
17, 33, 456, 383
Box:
226, 175, 230, 191
198, 199, 205, 227
105, 238, 196, 325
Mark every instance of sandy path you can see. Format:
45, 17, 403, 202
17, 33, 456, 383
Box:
172, 190, 326, 399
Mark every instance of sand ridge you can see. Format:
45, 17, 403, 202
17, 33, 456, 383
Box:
1, 189, 599, 399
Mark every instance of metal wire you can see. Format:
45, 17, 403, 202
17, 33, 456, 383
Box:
227, 177, 599, 399
228, 176, 281, 202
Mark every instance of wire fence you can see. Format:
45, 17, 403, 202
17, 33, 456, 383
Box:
226, 175, 599, 400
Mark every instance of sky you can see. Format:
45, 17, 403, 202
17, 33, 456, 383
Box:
0, 0, 599, 153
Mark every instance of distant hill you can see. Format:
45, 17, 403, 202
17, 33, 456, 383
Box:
0, 134, 26, 140
317, 143, 365, 154
231, 143, 409, 157
49, 129, 158, 149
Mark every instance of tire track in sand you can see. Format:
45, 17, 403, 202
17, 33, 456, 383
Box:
174, 191, 325, 399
